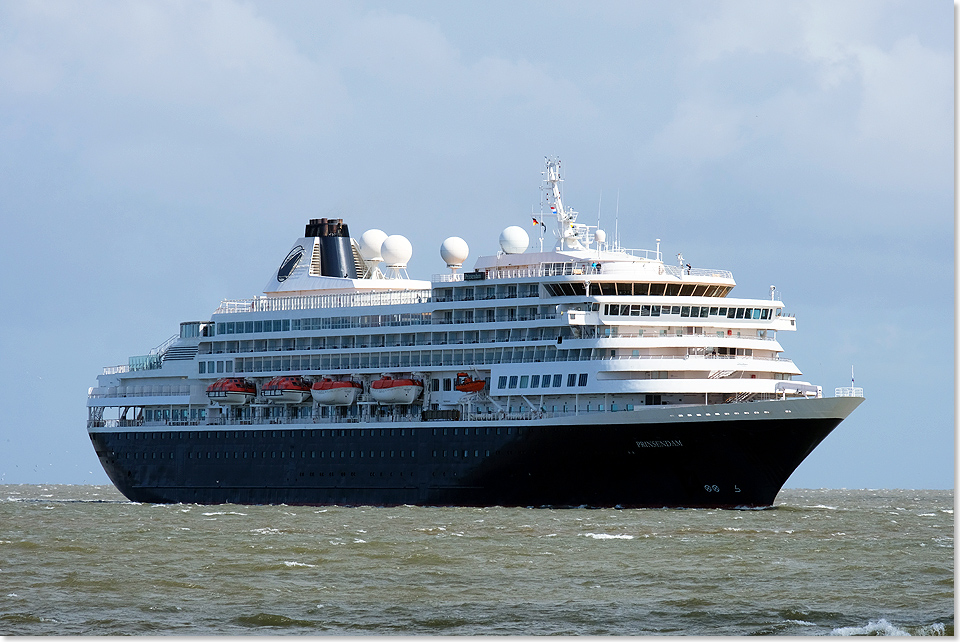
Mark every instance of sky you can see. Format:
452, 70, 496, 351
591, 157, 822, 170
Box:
0, 0, 953, 489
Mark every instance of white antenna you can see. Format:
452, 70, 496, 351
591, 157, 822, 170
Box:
597, 189, 602, 251
597, 189, 602, 227
615, 190, 620, 250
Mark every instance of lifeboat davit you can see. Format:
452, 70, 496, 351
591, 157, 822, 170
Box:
311, 378, 362, 406
261, 375, 311, 403
206, 377, 257, 405
370, 376, 423, 404
454, 372, 485, 393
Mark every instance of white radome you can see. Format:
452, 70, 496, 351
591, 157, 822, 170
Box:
594, 229, 606, 244
358, 229, 388, 261
440, 237, 469, 268
381, 234, 413, 267
499, 226, 529, 254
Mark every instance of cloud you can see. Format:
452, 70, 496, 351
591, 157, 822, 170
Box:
646, 98, 744, 165
0, 0, 348, 139
644, 0, 951, 195
330, 11, 459, 94
853, 35, 951, 156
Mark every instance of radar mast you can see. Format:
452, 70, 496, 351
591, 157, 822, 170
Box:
543, 157, 591, 251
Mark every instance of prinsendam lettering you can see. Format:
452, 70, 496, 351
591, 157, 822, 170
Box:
636, 440, 683, 448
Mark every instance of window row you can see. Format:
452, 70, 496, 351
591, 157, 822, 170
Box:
545, 282, 733, 298
497, 373, 589, 390
201, 325, 555, 354
604, 304, 774, 320
433, 283, 539, 301
144, 408, 207, 422
214, 312, 432, 336
113, 426, 519, 440
123, 449, 415, 460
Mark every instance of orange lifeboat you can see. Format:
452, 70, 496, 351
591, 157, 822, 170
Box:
454, 373, 485, 393
261, 375, 311, 404
206, 378, 257, 405
370, 376, 423, 405
310, 378, 362, 406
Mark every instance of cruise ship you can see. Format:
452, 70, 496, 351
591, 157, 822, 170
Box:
86, 158, 863, 508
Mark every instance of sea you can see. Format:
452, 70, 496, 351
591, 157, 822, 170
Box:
0, 485, 952, 636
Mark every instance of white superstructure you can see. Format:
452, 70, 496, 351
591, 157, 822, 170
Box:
88, 158, 820, 429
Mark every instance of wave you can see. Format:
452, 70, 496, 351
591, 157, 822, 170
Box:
829, 618, 948, 636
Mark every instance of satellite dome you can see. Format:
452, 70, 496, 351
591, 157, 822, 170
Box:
499, 226, 529, 254
358, 229, 388, 261
440, 237, 469, 268
381, 234, 413, 267
594, 229, 606, 244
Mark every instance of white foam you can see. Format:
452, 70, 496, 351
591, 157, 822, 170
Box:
918, 622, 947, 635
829, 618, 910, 636
201, 511, 247, 516
283, 561, 316, 568
251, 527, 283, 535
582, 533, 635, 540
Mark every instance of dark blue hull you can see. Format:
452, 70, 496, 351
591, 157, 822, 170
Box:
88, 413, 843, 508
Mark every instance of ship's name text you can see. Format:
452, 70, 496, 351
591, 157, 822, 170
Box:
635, 440, 683, 448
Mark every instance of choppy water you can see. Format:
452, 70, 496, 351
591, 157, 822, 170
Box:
0, 486, 952, 636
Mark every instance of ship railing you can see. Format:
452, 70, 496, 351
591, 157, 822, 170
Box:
102, 364, 131, 375
88, 384, 200, 398
834, 387, 864, 398
214, 289, 434, 315
591, 354, 794, 364
661, 265, 734, 279
432, 261, 732, 283
150, 333, 180, 356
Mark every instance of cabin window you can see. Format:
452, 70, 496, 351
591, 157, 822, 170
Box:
530, 375, 540, 389
567, 374, 577, 387
508, 376, 518, 389
578, 373, 588, 387
498, 376, 508, 389
553, 374, 562, 387
519, 376, 529, 389
443, 379, 452, 391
